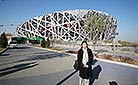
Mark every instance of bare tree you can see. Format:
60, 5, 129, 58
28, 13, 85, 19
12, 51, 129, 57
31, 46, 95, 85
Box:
83, 13, 107, 54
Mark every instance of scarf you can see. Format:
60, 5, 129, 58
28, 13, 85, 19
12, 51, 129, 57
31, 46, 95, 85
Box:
82, 48, 88, 67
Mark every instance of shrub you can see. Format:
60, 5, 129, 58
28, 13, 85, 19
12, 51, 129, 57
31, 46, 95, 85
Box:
97, 55, 112, 60
66, 50, 78, 54
121, 48, 130, 51
41, 38, 50, 48
119, 56, 134, 64
45, 38, 50, 48
41, 38, 46, 48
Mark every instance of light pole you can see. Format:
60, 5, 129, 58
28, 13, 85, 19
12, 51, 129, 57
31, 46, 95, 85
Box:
112, 32, 119, 53
0, 24, 3, 30
0, 23, 13, 33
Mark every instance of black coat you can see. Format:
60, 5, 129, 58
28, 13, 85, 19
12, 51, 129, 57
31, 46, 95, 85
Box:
77, 47, 93, 79
77, 47, 93, 67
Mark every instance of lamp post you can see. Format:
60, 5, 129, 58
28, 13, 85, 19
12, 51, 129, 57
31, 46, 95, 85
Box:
112, 32, 119, 53
0, 25, 4, 34
0, 23, 13, 33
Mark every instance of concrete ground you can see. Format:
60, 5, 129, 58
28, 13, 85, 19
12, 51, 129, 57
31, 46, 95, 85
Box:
0, 45, 138, 85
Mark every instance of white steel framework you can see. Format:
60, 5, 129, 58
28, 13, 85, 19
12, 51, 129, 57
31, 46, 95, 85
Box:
16, 9, 117, 41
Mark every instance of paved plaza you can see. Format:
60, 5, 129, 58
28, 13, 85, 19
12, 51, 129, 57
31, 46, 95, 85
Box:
0, 45, 138, 85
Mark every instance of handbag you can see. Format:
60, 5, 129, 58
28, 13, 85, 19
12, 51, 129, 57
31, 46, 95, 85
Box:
73, 60, 79, 70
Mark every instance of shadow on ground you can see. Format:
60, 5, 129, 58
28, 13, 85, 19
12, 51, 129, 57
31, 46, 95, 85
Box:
0, 54, 10, 56
0, 51, 69, 66
0, 62, 39, 77
56, 59, 101, 85
9, 47, 31, 49
92, 59, 98, 65
89, 65, 102, 85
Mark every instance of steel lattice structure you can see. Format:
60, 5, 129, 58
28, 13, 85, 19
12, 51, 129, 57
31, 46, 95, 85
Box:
16, 10, 117, 41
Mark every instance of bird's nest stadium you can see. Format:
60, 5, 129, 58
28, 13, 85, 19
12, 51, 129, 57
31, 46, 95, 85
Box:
16, 9, 117, 42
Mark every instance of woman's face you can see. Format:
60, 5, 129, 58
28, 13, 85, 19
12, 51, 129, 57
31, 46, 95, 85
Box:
82, 42, 87, 49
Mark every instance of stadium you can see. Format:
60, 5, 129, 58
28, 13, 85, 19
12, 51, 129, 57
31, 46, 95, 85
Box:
16, 9, 117, 42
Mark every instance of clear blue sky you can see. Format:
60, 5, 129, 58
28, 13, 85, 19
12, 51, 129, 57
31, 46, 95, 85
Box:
0, 0, 138, 42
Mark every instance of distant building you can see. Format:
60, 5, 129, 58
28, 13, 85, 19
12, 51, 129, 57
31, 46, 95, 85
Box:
16, 9, 117, 42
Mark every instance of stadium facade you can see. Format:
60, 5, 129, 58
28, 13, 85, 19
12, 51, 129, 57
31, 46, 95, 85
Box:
16, 9, 117, 42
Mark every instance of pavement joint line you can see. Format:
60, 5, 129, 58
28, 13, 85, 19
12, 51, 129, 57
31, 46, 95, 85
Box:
33, 46, 138, 69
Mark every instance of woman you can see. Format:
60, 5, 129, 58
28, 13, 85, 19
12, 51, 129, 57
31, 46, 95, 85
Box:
77, 41, 93, 85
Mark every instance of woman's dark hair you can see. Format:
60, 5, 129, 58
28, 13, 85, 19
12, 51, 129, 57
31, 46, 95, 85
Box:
81, 41, 88, 45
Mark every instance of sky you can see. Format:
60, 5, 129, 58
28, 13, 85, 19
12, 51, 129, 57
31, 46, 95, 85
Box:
0, 0, 138, 42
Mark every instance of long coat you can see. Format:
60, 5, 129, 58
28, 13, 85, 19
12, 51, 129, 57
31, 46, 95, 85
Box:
77, 47, 93, 79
